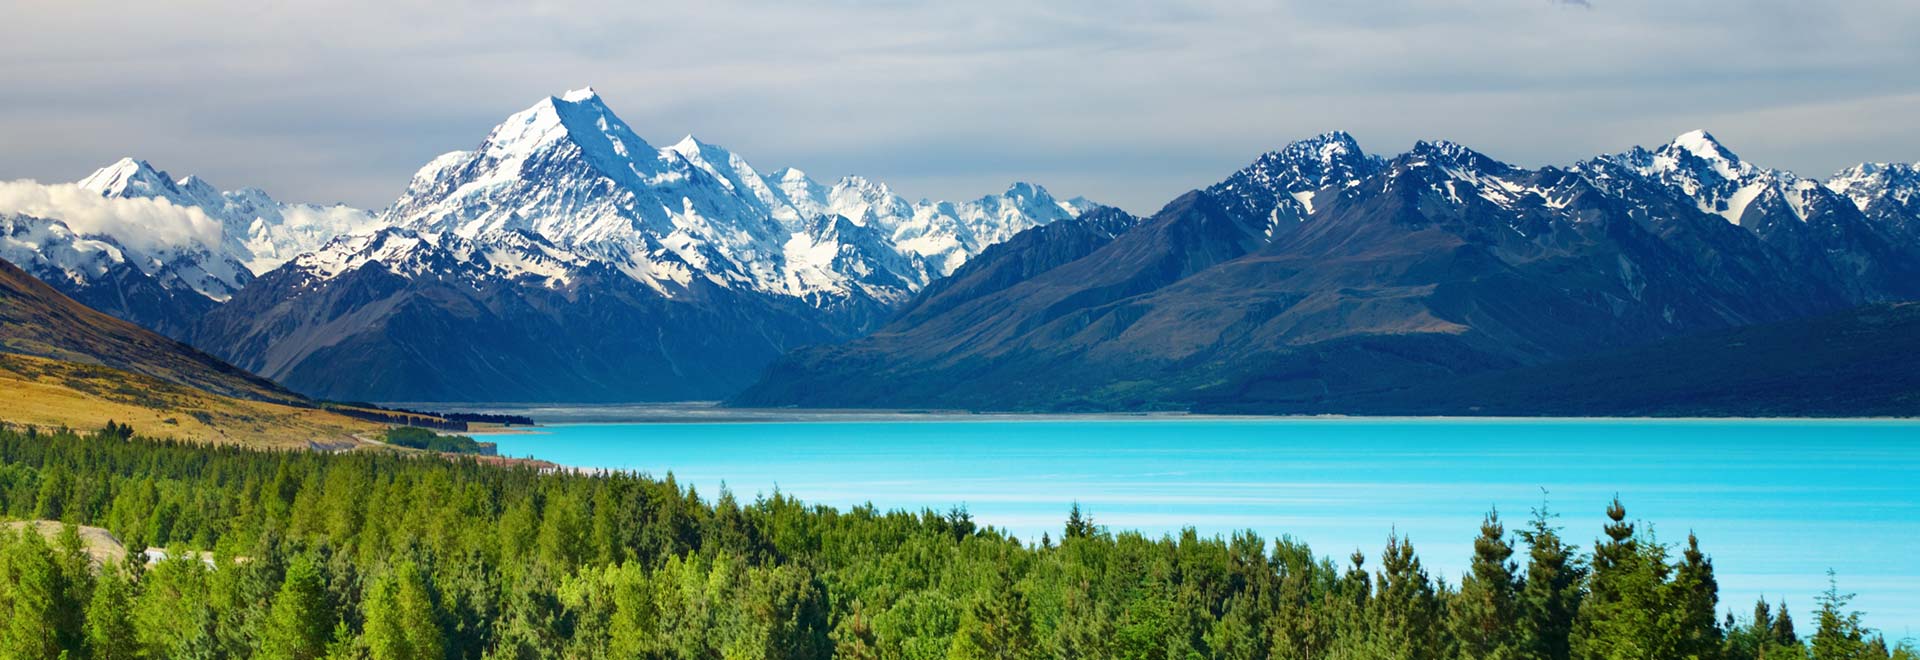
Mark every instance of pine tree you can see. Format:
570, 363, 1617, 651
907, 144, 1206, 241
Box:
84, 569, 139, 660
1572, 496, 1665, 660
1724, 598, 1773, 660
1269, 537, 1331, 660
1519, 500, 1584, 660
948, 587, 1037, 660
754, 564, 833, 660
1864, 637, 1890, 660
537, 491, 591, 571
1375, 534, 1447, 660
1772, 602, 1799, 648
1342, 549, 1372, 610
322, 619, 358, 660
363, 561, 445, 660
132, 553, 217, 658
1065, 502, 1096, 540
1453, 508, 1522, 660
1754, 600, 1807, 660
260, 555, 336, 660
832, 601, 880, 660
1810, 571, 1868, 660
0, 528, 80, 659
1666, 533, 1723, 659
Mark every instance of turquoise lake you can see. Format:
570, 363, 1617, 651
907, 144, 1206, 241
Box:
482, 415, 1920, 638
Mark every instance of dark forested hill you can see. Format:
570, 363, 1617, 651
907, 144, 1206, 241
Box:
1199, 302, 1920, 417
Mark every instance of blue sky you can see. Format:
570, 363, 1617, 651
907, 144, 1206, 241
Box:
3, 0, 1917, 214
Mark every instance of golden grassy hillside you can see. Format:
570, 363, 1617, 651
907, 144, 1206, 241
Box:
0, 257, 297, 404
0, 353, 377, 449
0, 256, 400, 448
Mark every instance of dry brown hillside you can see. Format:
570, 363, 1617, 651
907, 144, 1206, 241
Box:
0, 257, 299, 404
0, 353, 375, 448
0, 257, 379, 447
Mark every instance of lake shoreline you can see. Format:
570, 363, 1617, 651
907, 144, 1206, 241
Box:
481, 417, 1920, 635
403, 401, 1920, 428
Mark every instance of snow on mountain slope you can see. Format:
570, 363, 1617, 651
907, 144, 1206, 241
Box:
0, 158, 381, 337
1828, 162, 1920, 238
1205, 131, 1386, 237
0, 177, 245, 303
79, 158, 379, 274
1829, 162, 1920, 209
0, 211, 222, 339
285, 225, 705, 298
0, 213, 129, 285
1583, 131, 1920, 300
375, 87, 1097, 308
1594, 130, 1826, 226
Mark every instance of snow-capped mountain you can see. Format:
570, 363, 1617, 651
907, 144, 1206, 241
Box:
0, 159, 378, 338
0, 164, 253, 306
1205, 130, 1384, 233
0, 212, 225, 339
374, 87, 1093, 310
80, 158, 379, 274
194, 88, 1100, 402
1587, 131, 1920, 302
17, 93, 1920, 408
1595, 129, 1801, 225
738, 131, 1920, 411
1828, 162, 1920, 239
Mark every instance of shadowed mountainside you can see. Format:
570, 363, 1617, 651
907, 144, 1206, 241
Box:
736, 133, 1917, 412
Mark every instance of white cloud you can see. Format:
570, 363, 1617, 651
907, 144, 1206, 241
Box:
277, 204, 378, 235
0, 181, 224, 255
0, 1, 1917, 213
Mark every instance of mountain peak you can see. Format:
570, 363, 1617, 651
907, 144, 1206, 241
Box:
1270, 131, 1366, 168
1410, 138, 1471, 157
1001, 182, 1053, 200
835, 175, 888, 194
79, 157, 175, 197
1828, 161, 1920, 212
667, 134, 733, 163
1212, 131, 1382, 203
474, 89, 661, 189
1299, 130, 1360, 152
1668, 129, 1741, 165
510, 88, 629, 134
1406, 139, 1509, 175
1831, 161, 1918, 182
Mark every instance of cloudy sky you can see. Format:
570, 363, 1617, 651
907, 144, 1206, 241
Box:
4, 0, 1918, 214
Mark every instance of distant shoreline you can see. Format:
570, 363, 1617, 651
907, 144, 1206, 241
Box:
399, 402, 1920, 429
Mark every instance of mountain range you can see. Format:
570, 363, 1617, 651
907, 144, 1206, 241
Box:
3, 88, 1918, 410
736, 131, 1920, 411
0, 88, 1093, 402
0, 159, 375, 338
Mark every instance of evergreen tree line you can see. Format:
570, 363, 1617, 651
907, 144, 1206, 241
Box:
0, 423, 1910, 660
